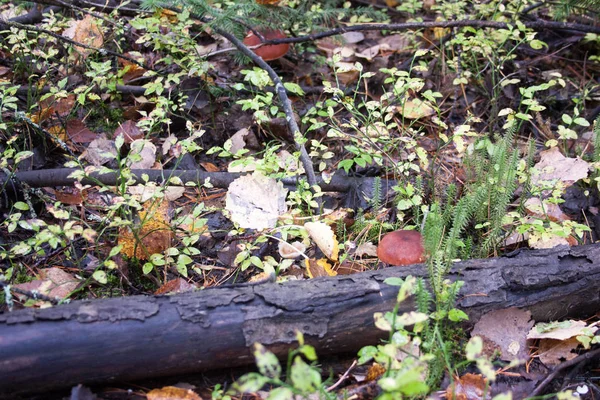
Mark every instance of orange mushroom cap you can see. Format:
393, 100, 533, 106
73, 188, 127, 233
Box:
377, 230, 425, 266
243, 30, 290, 61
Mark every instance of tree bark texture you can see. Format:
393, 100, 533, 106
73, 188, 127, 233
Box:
1, 244, 599, 396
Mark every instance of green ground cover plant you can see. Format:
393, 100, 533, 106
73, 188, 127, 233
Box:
0, 0, 598, 397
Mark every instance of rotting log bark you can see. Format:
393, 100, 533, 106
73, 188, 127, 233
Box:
1, 244, 599, 396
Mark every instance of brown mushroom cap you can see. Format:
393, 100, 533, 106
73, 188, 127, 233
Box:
243, 30, 290, 61
377, 230, 425, 266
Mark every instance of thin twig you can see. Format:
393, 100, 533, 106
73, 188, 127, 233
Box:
0, 20, 157, 72
207, 24, 319, 190
0, 280, 62, 305
528, 347, 600, 398
326, 359, 357, 392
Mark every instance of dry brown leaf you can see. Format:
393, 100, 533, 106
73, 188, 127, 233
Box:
305, 258, 337, 279
471, 308, 534, 361
147, 386, 201, 400
527, 320, 588, 340
225, 173, 288, 230
154, 278, 197, 295
536, 337, 580, 366
524, 198, 571, 222
532, 147, 590, 188
304, 221, 339, 261
114, 120, 143, 144
63, 15, 104, 60
66, 119, 97, 143
13, 267, 79, 304
354, 242, 378, 258
54, 187, 85, 205
37, 94, 76, 123
83, 136, 117, 166
446, 373, 490, 400
128, 139, 157, 169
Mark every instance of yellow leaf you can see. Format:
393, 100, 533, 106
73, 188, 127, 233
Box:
305, 258, 337, 279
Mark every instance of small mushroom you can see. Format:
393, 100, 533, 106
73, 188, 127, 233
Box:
377, 230, 425, 266
243, 29, 290, 61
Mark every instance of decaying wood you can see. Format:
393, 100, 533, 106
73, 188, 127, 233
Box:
1, 243, 599, 396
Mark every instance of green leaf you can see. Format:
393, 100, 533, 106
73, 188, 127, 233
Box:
465, 336, 483, 360
283, 82, 305, 95
14, 151, 33, 164
253, 343, 281, 380
383, 277, 404, 286
298, 345, 317, 361
13, 202, 30, 211
357, 345, 378, 364
143, 262, 154, 274
529, 39, 546, 50
109, 245, 123, 258
448, 308, 469, 322
290, 356, 321, 394
176, 262, 188, 277
266, 387, 294, 400
93, 270, 107, 284
233, 373, 270, 393
574, 117, 590, 127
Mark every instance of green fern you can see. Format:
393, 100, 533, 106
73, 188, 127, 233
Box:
369, 176, 383, 211
554, 0, 600, 18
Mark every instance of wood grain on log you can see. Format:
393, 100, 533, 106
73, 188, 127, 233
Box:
1, 244, 599, 396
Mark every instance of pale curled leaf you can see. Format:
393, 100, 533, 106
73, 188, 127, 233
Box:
304, 221, 339, 261
225, 173, 288, 230
278, 241, 306, 259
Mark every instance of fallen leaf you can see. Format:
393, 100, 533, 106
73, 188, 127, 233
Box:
341, 32, 364, 44
66, 119, 97, 143
83, 136, 117, 166
54, 187, 85, 205
397, 98, 436, 119
524, 198, 571, 222
536, 337, 579, 366
354, 242, 378, 258
532, 147, 589, 188
471, 308, 534, 361
128, 139, 157, 169
276, 149, 304, 175
528, 320, 588, 340
154, 278, 197, 295
147, 386, 201, 400
13, 267, 79, 303
229, 128, 253, 154
63, 15, 104, 60
446, 373, 490, 400
355, 45, 381, 61
305, 221, 339, 261
114, 120, 144, 144
278, 241, 306, 259
305, 258, 337, 278
225, 172, 288, 230
119, 199, 172, 260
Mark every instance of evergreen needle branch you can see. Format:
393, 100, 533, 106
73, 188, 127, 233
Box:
252, 19, 600, 46
209, 24, 319, 191
0, 20, 158, 73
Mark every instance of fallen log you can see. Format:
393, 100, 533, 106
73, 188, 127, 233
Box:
1, 243, 599, 396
